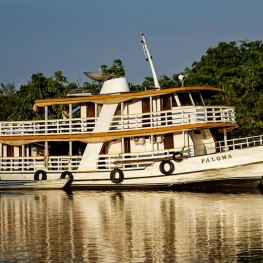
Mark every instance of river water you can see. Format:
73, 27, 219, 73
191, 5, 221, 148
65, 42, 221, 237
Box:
0, 188, 263, 263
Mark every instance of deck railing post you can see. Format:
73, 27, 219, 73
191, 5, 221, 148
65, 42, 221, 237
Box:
45, 106, 48, 135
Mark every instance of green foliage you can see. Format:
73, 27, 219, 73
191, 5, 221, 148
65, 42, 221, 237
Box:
132, 74, 182, 91
3, 44, 263, 138
129, 83, 144, 91
159, 75, 178, 88
4, 71, 73, 121
82, 81, 99, 93
0, 83, 16, 95
184, 40, 263, 137
101, 59, 125, 77
141, 77, 154, 90
0, 83, 18, 121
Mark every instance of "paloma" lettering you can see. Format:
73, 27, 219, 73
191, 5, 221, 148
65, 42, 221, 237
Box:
201, 154, 232, 163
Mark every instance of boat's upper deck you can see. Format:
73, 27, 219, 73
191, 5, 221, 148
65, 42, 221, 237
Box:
0, 105, 237, 142
0, 84, 237, 145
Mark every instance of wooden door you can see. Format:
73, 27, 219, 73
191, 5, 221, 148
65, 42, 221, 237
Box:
142, 98, 150, 127
7, 145, 14, 157
160, 95, 172, 125
124, 138, 130, 153
86, 102, 95, 117
86, 102, 95, 131
164, 133, 174, 149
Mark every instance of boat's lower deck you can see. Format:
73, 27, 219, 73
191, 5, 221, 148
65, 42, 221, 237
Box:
1, 135, 263, 189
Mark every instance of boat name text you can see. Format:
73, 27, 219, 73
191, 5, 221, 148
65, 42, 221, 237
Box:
201, 154, 232, 163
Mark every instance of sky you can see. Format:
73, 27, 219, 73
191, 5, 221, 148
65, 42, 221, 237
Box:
1, 0, 263, 88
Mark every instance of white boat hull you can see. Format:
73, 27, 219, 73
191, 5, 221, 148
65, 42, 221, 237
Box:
71, 165, 262, 189
1, 146, 262, 189
70, 146, 263, 189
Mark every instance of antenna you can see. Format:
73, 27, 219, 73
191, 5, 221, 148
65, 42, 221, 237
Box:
141, 34, 160, 90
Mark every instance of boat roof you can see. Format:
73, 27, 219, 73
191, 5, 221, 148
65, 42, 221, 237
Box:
33, 86, 221, 110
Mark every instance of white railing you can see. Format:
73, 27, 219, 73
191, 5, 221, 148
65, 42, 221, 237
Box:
0, 106, 235, 137
110, 106, 235, 130
217, 135, 263, 151
1, 134, 263, 173
0, 156, 81, 173
98, 135, 263, 170
0, 118, 97, 136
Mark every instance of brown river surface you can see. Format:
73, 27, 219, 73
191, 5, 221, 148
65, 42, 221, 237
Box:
1, 188, 263, 262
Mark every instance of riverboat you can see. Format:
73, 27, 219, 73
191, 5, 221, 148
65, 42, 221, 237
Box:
0, 34, 263, 189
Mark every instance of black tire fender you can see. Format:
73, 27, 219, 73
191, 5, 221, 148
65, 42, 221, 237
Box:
34, 170, 47, 180
60, 171, 74, 183
159, 160, 175, 175
172, 151, 183, 162
110, 168, 124, 184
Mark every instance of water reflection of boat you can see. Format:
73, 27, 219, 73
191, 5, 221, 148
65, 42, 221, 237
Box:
1, 190, 263, 262
1, 35, 263, 189
73, 191, 263, 262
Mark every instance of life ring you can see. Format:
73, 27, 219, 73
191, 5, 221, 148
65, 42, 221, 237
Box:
34, 170, 47, 180
60, 171, 74, 183
159, 160, 175, 175
172, 151, 183, 162
133, 137, 139, 143
110, 168, 124, 184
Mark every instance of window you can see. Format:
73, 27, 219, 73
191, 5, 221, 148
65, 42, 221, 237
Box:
177, 92, 192, 106
172, 95, 178, 107
191, 92, 204, 106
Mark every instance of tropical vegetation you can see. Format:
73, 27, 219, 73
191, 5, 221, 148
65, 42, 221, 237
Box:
1, 40, 263, 138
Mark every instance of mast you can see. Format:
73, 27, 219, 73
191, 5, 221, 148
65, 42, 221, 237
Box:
141, 34, 160, 90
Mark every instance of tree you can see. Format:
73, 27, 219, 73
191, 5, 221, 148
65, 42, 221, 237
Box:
0, 83, 18, 121
159, 74, 178, 88
0, 83, 16, 96
100, 59, 125, 77
184, 40, 263, 137
10, 71, 73, 121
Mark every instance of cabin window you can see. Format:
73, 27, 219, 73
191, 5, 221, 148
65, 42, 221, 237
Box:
163, 96, 168, 108
160, 94, 171, 110
177, 92, 192, 106
191, 92, 204, 106
172, 95, 178, 107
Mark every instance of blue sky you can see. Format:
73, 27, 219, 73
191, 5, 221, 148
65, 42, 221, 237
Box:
1, 0, 263, 88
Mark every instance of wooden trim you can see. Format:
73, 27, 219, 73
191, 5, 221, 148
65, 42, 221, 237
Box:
33, 86, 221, 109
0, 122, 238, 145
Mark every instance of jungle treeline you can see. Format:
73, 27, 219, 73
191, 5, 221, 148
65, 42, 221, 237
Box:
1, 40, 263, 139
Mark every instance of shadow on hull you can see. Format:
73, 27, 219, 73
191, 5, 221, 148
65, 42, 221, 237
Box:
172, 178, 263, 194
69, 177, 263, 195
